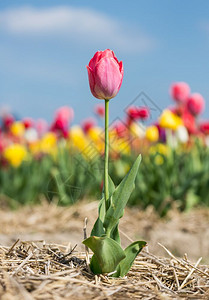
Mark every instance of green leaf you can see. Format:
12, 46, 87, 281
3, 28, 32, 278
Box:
103, 155, 141, 235
102, 175, 116, 210
83, 236, 126, 274
90, 216, 105, 237
110, 222, 120, 244
107, 175, 116, 205
89, 255, 102, 274
113, 241, 147, 277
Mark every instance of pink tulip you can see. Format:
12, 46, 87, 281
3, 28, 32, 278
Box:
94, 104, 105, 118
187, 93, 205, 116
36, 119, 48, 137
55, 106, 74, 124
87, 49, 124, 100
51, 106, 74, 138
114, 121, 127, 137
170, 82, 190, 103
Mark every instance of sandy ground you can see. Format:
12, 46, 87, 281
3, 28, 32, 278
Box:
0, 200, 209, 263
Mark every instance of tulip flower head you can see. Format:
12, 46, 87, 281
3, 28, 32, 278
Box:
10, 121, 25, 137
146, 125, 159, 142
23, 118, 34, 129
182, 109, 197, 134
87, 49, 124, 100
55, 106, 74, 124
3, 144, 27, 167
170, 82, 190, 104
82, 118, 96, 134
127, 106, 139, 122
176, 125, 189, 144
199, 121, 209, 135
113, 121, 127, 138
36, 119, 48, 137
159, 109, 182, 131
127, 106, 150, 124
3, 114, 15, 129
137, 107, 150, 120
187, 93, 205, 116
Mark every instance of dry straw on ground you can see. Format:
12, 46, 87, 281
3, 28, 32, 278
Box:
0, 201, 209, 299
0, 238, 209, 300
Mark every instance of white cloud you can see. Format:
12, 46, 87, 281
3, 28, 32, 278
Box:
0, 6, 155, 53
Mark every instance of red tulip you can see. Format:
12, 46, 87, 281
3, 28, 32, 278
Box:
127, 106, 150, 123
127, 107, 139, 120
137, 107, 150, 119
22, 118, 34, 129
87, 49, 124, 100
3, 114, 15, 129
187, 93, 205, 116
199, 121, 209, 135
94, 104, 105, 118
82, 118, 96, 133
170, 82, 190, 103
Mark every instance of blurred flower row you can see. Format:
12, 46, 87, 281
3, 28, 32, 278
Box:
0, 82, 209, 168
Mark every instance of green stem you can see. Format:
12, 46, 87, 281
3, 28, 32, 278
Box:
104, 99, 109, 210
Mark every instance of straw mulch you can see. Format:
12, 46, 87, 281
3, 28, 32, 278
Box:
0, 239, 209, 300
1, 200, 209, 260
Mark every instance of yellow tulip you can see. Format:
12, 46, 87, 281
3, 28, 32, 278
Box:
10, 121, 25, 137
146, 125, 159, 142
3, 144, 27, 167
40, 132, 57, 154
159, 110, 182, 131
70, 126, 86, 150
87, 127, 103, 142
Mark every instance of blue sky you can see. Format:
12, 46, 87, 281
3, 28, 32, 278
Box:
0, 0, 209, 124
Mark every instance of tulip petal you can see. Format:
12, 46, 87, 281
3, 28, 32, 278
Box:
94, 57, 123, 100
89, 51, 103, 71
87, 66, 98, 98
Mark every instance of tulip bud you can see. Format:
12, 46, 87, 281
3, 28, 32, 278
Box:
87, 49, 124, 100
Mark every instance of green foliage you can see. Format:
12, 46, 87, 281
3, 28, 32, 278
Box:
83, 154, 145, 277
113, 241, 147, 277
103, 155, 141, 236
83, 236, 126, 274
1, 143, 209, 215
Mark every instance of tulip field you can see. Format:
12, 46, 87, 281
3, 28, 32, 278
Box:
1, 50, 209, 299
0, 84, 209, 215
